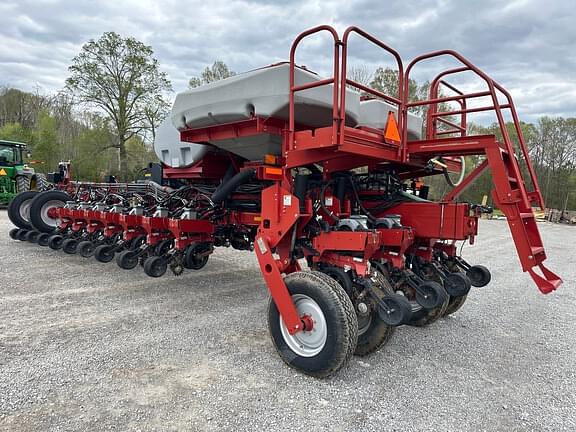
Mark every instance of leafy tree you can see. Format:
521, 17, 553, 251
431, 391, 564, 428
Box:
0, 122, 33, 144
32, 110, 60, 169
370, 67, 420, 103
73, 118, 115, 181
189, 61, 235, 88
65, 32, 172, 180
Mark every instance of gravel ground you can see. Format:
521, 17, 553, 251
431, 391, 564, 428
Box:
0, 211, 574, 432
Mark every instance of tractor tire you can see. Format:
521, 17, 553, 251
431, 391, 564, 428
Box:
116, 250, 139, 270
9, 228, 20, 240
143, 256, 168, 277
33, 173, 49, 191
62, 238, 79, 254
77, 241, 96, 258
48, 234, 64, 250
25, 230, 40, 243
16, 175, 30, 193
267, 271, 358, 378
37, 233, 50, 246
8, 191, 38, 229
94, 245, 115, 263
29, 190, 70, 233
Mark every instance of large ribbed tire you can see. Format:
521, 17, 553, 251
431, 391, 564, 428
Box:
33, 173, 49, 191
29, 190, 70, 233
8, 191, 38, 229
16, 175, 30, 193
267, 271, 358, 378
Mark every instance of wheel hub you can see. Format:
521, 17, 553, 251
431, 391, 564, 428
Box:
279, 294, 327, 357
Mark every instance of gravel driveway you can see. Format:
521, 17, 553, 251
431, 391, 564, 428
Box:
0, 211, 574, 432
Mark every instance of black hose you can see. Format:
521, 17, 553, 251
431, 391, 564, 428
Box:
214, 164, 237, 196
211, 168, 256, 205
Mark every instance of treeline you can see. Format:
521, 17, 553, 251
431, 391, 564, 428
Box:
0, 86, 155, 181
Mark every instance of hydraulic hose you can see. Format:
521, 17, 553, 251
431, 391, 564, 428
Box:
211, 168, 256, 205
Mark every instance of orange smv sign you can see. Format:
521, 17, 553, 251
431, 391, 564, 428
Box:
0, 168, 7, 176
384, 111, 401, 143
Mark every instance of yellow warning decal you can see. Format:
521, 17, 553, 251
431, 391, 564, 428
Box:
0, 169, 7, 176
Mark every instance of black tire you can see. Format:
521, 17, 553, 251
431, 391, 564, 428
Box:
317, 266, 396, 357
17, 229, 29, 241
25, 230, 40, 243
319, 266, 353, 296
29, 190, 70, 233
37, 233, 50, 246
184, 242, 210, 270
33, 173, 49, 191
62, 238, 79, 254
467, 265, 491, 287
77, 241, 96, 258
354, 271, 396, 357
116, 250, 139, 270
8, 191, 38, 229
16, 175, 30, 192
94, 245, 115, 263
143, 256, 168, 277
9, 228, 20, 240
443, 295, 468, 316
48, 234, 64, 250
154, 239, 173, 256
267, 271, 358, 378
407, 265, 450, 327
128, 235, 147, 251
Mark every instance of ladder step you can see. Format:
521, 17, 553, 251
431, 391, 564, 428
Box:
520, 212, 534, 219
531, 246, 545, 256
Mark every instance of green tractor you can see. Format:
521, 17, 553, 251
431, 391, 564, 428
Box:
0, 140, 47, 206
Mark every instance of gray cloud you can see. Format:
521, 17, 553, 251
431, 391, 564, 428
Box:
0, 0, 574, 124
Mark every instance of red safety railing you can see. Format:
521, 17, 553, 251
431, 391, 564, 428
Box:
403, 51, 544, 209
339, 26, 404, 147
288, 25, 404, 151
288, 27, 544, 210
289, 25, 341, 151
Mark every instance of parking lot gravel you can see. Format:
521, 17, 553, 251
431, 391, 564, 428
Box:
0, 211, 574, 432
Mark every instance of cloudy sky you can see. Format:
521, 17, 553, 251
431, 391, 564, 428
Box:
1, 0, 575, 124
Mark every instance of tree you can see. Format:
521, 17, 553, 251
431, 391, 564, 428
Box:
32, 110, 60, 169
347, 65, 373, 87
66, 32, 172, 180
189, 61, 235, 88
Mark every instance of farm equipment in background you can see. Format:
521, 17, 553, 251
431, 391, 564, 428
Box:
0, 140, 48, 206
6, 25, 562, 377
